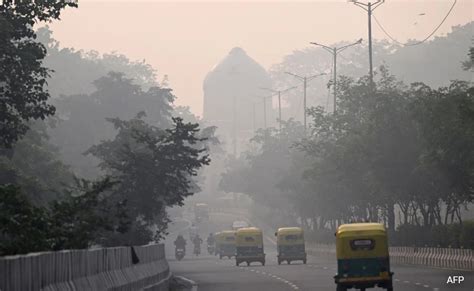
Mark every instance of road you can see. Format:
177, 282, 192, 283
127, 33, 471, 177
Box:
165, 211, 473, 291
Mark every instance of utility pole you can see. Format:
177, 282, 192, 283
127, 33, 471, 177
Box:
349, 0, 385, 84
310, 39, 363, 113
277, 91, 281, 133
261, 95, 272, 130
285, 72, 326, 132
232, 95, 237, 157
260, 86, 297, 133
252, 102, 256, 132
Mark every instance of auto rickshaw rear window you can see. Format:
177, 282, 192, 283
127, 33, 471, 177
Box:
285, 234, 302, 240
350, 239, 375, 250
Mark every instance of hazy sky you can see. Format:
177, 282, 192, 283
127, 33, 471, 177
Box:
48, 0, 473, 116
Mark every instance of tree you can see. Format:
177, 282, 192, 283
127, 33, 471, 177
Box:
50, 72, 175, 178
462, 46, 474, 70
0, 178, 126, 255
0, 121, 75, 204
0, 185, 50, 255
220, 120, 306, 227
36, 26, 162, 99
86, 114, 211, 243
0, 1, 76, 148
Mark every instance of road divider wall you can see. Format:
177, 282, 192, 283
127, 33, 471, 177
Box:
306, 243, 473, 271
0, 244, 171, 291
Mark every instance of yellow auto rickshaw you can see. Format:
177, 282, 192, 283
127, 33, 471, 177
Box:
235, 227, 265, 266
275, 227, 307, 265
215, 230, 236, 259
334, 223, 393, 291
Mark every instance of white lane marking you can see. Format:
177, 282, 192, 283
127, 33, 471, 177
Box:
236, 264, 301, 290
423, 285, 430, 288
403, 281, 410, 284
323, 267, 328, 270
415, 282, 421, 286
433, 288, 439, 291
395, 279, 400, 282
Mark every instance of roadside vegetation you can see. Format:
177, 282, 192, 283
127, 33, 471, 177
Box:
221, 60, 474, 248
0, 2, 214, 255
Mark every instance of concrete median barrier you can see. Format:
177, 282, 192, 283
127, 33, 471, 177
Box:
0, 244, 171, 291
306, 243, 473, 271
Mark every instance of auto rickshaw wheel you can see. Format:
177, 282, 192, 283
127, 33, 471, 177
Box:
336, 284, 346, 291
262, 260, 265, 266
278, 259, 281, 265
287, 260, 291, 265
246, 261, 250, 266
236, 261, 239, 266
303, 259, 307, 264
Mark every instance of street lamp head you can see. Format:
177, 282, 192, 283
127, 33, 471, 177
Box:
260, 87, 277, 93
357, 38, 363, 44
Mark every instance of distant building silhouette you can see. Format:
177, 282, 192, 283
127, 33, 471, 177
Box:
203, 47, 271, 155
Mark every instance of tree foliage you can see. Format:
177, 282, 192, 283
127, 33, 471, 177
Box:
220, 66, 474, 246
0, 121, 74, 204
86, 115, 212, 243
0, 178, 127, 256
0, 1, 76, 148
50, 72, 175, 178
36, 26, 162, 98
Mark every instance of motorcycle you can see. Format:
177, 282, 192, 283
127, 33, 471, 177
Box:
175, 247, 185, 261
207, 243, 215, 255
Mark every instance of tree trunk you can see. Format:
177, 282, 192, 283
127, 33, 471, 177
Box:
386, 202, 395, 232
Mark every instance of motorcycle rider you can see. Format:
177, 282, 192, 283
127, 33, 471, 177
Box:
192, 234, 203, 255
174, 234, 187, 250
207, 232, 215, 246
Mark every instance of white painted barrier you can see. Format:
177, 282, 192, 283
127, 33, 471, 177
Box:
0, 244, 171, 291
306, 243, 474, 271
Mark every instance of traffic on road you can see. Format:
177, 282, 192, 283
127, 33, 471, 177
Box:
165, 207, 473, 291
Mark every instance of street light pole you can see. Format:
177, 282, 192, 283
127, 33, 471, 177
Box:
285, 72, 326, 131
310, 39, 362, 113
252, 102, 256, 132
278, 91, 281, 133
261, 95, 272, 130
333, 47, 337, 113
303, 77, 306, 129
232, 95, 237, 157
349, 0, 385, 84
260, 86, 297, 133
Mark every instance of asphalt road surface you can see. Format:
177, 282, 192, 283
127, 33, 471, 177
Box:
165, 211, 473, 291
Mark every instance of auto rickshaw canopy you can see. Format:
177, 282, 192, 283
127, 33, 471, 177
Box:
276, 227, 304, 245
236, 227, 263, 246
336, 223, 389, 260
216, 230, 236, 242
